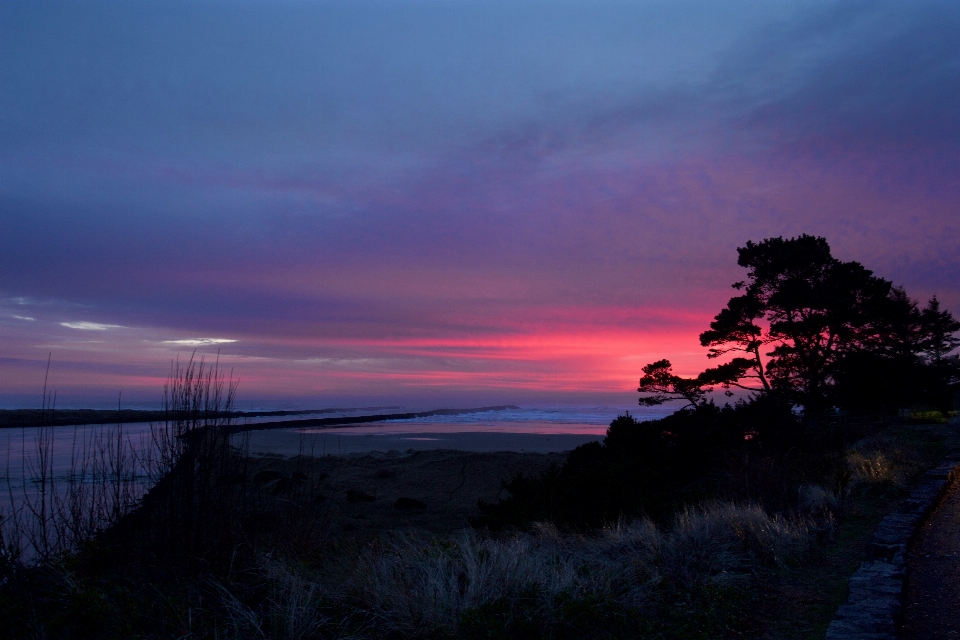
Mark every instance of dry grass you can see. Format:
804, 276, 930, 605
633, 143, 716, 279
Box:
216, 558, 338, 640
212, 502, 810, 638
847, 435, 908, 489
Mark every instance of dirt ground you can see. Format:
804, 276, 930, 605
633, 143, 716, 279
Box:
244, 449, 566, 538
902, 476, 960, 639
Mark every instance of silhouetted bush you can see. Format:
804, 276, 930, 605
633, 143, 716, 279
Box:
478, 396, 816, 528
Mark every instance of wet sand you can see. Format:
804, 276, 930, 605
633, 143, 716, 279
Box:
238, 425, 605, 457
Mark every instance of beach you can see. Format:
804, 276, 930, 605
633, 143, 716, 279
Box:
235, 416, 617, 537
239, 425, 605, 457
244, 448, 566, 537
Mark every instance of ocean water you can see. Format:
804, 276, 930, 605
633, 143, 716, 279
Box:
0, 422, 155, 483
242, 405, 671, 456
380, 405, 666, 428
0, 422, 157, 553
0, 405, 672, 504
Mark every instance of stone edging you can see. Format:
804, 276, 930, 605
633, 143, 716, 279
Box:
824, 458, 960, 639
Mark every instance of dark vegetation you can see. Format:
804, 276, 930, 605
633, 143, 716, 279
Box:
1, 235, 958, 638
640, 235, 959, 416
479, 397, 808, 527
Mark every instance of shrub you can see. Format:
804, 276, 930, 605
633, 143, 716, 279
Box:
332, 503, 809, 638
479, 398, 801, 528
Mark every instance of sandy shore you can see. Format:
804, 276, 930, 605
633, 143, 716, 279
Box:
239, 427, 604, 457
246, 449, 566, 537
237, 423, 604, 537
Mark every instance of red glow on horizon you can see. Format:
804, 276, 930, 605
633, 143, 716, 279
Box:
0, 321, 714, 404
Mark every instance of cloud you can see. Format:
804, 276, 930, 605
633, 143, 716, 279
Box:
12, 315, 34, 321
60, 321, 125, 331
1, 1, 958, 406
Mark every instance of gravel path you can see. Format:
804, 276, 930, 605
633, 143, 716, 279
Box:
902, 476, 960, 639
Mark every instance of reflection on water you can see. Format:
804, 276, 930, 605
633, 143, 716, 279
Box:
0, 422, 160, 560
297, 405, 666, 436
302, 420, 608, 436
380, 405, 666, 426
0, 422, 156, 492
242, 405, 666, 457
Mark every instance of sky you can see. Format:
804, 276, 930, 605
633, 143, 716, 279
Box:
1, 0, 959, 409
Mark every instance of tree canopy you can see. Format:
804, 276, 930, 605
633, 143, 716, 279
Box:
640, 235, 960, 416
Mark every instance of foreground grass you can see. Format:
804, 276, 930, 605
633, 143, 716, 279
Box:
752, 425, 950, 639
0, 423, 950, 639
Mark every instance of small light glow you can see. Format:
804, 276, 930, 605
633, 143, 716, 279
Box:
60, 321, 124, 331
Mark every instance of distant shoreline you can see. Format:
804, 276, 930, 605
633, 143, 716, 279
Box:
241, 428, 603, 457
230, 406, 522, 433
0, 405, 520, 430
0, 407, 384, 429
